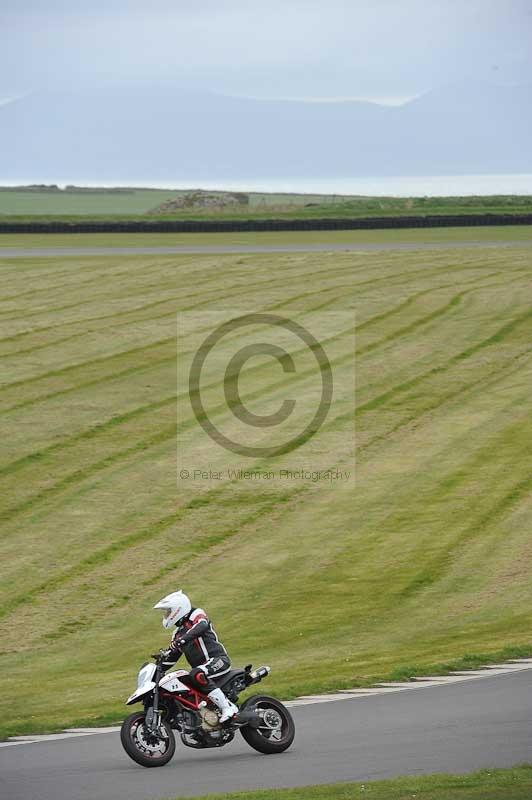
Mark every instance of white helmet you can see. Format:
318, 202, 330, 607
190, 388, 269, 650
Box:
153, 590, 192, 629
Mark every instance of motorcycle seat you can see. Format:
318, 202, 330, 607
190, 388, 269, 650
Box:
212, 668, 245, 687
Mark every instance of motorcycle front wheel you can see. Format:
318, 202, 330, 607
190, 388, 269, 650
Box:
239, 695, 295, 754
120, 710, 176, 767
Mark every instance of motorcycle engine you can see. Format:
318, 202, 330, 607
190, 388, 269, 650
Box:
199, 707, 220, 730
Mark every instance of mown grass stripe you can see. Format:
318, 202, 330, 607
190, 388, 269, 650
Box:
0, 424, 177, 525
4, 354, 532, 660
0, 394, 176, 477
0, 254, 362, 324
0, 482, 306, 622
2, 288, 527, 559
4, 261, 508, 411
0, 273, 522, 520
400, 445, 532, 598
3, 334, 531, 633
354, 306, 532, 417
0, 255, 187, 306
0, 258, 363, 374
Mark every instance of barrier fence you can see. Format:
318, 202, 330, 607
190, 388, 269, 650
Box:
1, 213, 531, 234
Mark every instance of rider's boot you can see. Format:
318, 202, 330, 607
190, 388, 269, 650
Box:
207, 687, 239, 723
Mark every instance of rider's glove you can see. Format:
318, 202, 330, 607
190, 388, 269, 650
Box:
173, 637, 187, 648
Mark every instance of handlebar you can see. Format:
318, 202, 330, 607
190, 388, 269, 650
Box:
150, 652, 164, 663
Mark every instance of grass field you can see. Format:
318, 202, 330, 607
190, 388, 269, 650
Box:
0, 188, 178, 216
1, 189, 532, 220
2, 224, 532, 250
175, 766, 532, 800
1, 231, 532, 739
0, 188, 347, 216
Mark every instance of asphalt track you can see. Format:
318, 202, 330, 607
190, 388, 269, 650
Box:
1, 239, 532, 258
1, 670, 531, 800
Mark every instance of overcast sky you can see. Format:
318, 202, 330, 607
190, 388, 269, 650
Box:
2, 0, 531, 104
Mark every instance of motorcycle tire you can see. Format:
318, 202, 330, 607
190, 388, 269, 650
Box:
239, 694, 295, 754
120, 710, 176, 768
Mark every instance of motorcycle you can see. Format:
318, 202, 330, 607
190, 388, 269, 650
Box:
120, 652, 295, 767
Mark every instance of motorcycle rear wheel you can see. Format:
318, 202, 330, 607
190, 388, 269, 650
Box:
239, 695, 295, 754
120, 710, 176, 767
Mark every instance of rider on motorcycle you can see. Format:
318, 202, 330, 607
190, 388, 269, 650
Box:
154, 590, 239, 723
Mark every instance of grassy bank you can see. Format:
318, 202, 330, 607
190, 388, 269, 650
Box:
1, 224, 532, 250
172, 766, 532, 800
1, 233, 532, 737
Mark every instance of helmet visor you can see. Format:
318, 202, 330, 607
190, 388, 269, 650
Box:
162, 607, 172, 619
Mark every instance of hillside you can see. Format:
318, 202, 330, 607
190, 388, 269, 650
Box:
1, 230, 532, 737
0, 83, 531, 181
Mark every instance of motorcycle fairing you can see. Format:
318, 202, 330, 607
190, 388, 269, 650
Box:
158, 669, 191, 693
126, 662, 157, 705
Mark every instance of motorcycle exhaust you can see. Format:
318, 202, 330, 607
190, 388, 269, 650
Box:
249, 665, 270, 683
